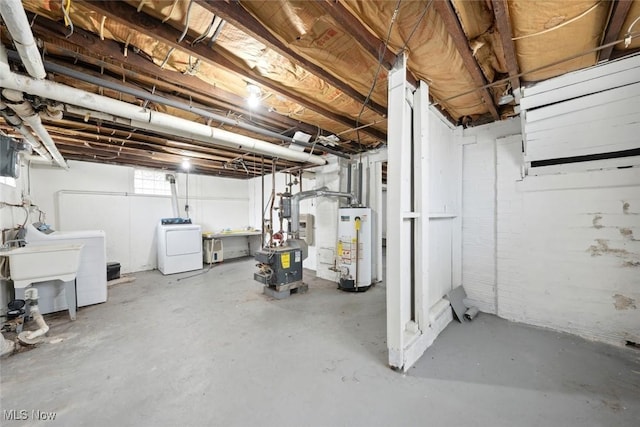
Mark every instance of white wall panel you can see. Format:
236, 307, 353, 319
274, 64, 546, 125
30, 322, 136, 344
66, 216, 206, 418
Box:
522, 56, 640, 163
30, 160, 250, 273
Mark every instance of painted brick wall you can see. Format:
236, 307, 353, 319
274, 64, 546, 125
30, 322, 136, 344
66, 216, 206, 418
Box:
461, 118, 640, 347
496, 141, 640, 346
461, 119, 520, 313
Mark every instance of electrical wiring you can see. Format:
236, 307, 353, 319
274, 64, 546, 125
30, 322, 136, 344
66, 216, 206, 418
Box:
512, 1, 604, 41
625, 15, 640, 47
431, 31, 640, 108
399, 0, 433, 54
355, 0, 402, 151
178, 0, 196, 43
60, 0, 74, 38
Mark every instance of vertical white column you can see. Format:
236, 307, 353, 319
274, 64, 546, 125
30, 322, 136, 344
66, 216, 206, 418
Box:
413, 81, 430, 330
387, 55, 440, 371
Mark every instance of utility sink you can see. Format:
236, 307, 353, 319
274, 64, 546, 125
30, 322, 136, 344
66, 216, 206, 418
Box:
1, 243, 84, 289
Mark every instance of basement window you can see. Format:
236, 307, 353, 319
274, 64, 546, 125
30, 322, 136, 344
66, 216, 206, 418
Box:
0, 177, 16, 187
133, 169, 171, 196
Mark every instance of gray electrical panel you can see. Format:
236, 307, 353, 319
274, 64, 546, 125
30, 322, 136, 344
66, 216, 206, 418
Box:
298, 213, 314, 246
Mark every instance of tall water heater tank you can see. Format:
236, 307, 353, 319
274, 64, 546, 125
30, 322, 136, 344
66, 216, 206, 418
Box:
337, 207, 373, 292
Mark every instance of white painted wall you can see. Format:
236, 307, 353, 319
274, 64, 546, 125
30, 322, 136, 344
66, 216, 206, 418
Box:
460, 63, 640, 347
496, 137, 640, 346
461, 118, 521, 313
29, 160, 251, 273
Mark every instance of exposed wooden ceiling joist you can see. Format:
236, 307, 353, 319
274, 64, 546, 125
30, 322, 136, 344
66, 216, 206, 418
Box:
491, 0, 520, 92
194, 0, 387, 117
85, 0, 387, 144
44, 118, 294, 168
316, 1, 420, 88
433, 0, 500, 120
31, 16, 333, 143
598, 0, 633, 62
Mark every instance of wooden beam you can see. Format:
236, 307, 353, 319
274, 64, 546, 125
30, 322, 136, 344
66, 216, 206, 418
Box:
316, 0, 396, 70
30, 16, 327, 139
45, 117, 296, 168
598, 0, 633, 62
194, 0, 387, 117
491, 0, 520, 92
84, 0, 387, 142
433, 0, 500, 120
316, 1, 417, 87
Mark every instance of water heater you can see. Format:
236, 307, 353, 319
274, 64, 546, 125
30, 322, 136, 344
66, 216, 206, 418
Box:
337, 207, 373, 292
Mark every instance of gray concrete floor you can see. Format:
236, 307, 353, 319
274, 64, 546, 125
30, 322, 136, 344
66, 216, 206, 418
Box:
1, 257, 639, 426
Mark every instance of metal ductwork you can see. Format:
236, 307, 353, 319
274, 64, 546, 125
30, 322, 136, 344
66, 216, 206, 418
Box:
290, 186, 358, 237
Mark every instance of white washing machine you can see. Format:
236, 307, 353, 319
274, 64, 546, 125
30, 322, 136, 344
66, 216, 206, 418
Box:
157, 219, 202, 275
23, 223, 107, 310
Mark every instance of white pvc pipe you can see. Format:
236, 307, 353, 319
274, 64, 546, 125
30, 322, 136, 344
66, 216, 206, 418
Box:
13, 122, 52, 162
23, 304, 50, 340
0, 49, 327, 166
0, 0, 46, 79
22, 113, 68, 169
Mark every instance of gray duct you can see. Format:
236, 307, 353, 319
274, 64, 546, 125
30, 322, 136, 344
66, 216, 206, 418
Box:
290, 187, 358, 237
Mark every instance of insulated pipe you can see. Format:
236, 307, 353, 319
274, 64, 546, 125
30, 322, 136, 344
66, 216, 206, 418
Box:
130, 118, 326, 165
7, 52, 349, 160
0, 0, 46, 79
0, 101, 52, 161
2, 89, 68, 169
290, 187, 358, 237
0, 50, 328, 166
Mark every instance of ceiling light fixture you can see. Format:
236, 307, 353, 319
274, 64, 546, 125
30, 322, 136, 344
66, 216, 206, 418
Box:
246, 83, 261, 109
181, 158, 191, 171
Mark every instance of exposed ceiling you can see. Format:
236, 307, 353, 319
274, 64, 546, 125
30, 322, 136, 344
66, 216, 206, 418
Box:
0, 0, 639, 178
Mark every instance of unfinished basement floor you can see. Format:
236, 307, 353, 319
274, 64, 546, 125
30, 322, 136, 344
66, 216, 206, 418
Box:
1, 257, 639, 426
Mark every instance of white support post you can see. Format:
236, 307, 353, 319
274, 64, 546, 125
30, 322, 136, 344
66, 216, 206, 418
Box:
387, 53, 413, 369
387, 55, 443, 371
413, 80, 430, 330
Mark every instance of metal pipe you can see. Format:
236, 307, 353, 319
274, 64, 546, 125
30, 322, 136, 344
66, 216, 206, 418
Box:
2, 89, 67, 168
166, 174, 180, 217
290, 187, 358, 236
358, 162, 363, 207
0, 102, 52, 161
0, 52, 328, 166
7, 51, 349, 159
346, 162, 352, 195
0, 0, 46, 79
